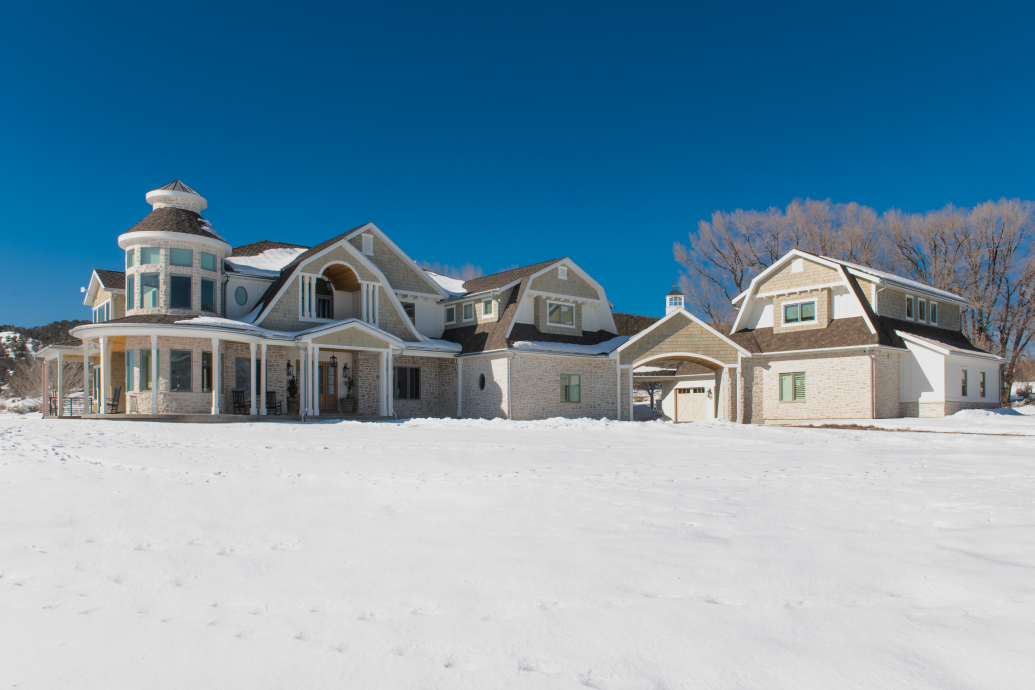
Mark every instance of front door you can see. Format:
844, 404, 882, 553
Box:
675, 387, 708, 422
318, 364, 337, 411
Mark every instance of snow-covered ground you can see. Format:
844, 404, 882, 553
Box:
2, 415, 1033, 689
787, 406, 1035, 436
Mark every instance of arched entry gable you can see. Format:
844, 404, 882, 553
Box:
618, 309, 747, 367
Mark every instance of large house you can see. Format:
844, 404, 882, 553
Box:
39, 181, 1002, 423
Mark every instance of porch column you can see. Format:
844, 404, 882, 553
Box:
387, 350, 394, 417
627, 366, 634, 422
260, 343, 267, 415
361, 284, 368, 323
211, 337, 221, 414
98, 335, 109, 414
82, 338, 90, 414
249, 343, 257, 415
312, 345, 321, 416
42, 356, 50, 418
457, 357, 462, 418
379, 350, 387, 416
615, 358, 622, 421
150, 335, 158, 414
373, 287, 379, 327
56, 351, 64, 418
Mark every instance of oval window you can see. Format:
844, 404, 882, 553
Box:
235, 286, 248, 306
479, 373, 486, 390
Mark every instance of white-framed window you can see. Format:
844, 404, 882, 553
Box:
547, 301, 575, 327
905, 295, 914, 320
980, 371, 987, 398
92, 300, 112, 323
782, 299, 816, 325
362, 234, 374, 256
791, 258, 804, 273
402, 301, 416, 324
482, 299, 493, 316
126, 249, 135, 268
445, 306, 455, 324
463, 302, 474, 321
558, 266, 568, 280
961, 369, 968, 397
235, 286, 248, 306
929, 302, 938, 325
918, 298, 926, 322
780, 372, 806, 401
667, 295, 683, 308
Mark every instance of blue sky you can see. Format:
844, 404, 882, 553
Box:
2, 1, 1033, 326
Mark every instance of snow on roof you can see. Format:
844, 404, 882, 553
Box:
197, 218, 227, 243
633, 365, 671, 373
511, 336, 630, 356
425, 271, 467, 297
226, 247, 308, 278
402, 339, 463, 353
829, 258, 967, 303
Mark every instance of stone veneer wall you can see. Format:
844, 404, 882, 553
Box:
124, 238, 224, 318
354, 352, 382, 415
533, 296, 582, 337
391, 355, 458, 418
510, 354, 617, 420
873, 350, 901, 419
124, 335, 215, 414
742, 349, 874, 422
619, 367, 632, 421
460, 354, 510, 419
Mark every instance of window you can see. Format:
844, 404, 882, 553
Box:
961, 369, 968, 397
170, 275, 192, 309
918, 299, 926, 322
560, 374, 581, 403
905, 295, 914, 320
479, 373, 485, 390
126, 249, 135, 268
93, 301, 111, 323
316, 296, 332, 319
445, 306, 455, 324
668, 296, 683, 308
200, 252, 217, 272
235, 286, 248, 306
558, 266, 568, 280
201, 279, 215, 312
126, 350, 134, 392
362, 234, 373, 255
980, 371, 986, 398
548, 302, 574, 326
929, 302, 938, 325
127, 276, 135, 310
394, 366, 421, 399
170, 248, 193, 267
170, 350, 192, 392
783, 301, 815, 324
234, 357, 261, 393
791, 258, 804, 273
463, 303, 474, 321
201, 352, 212, 393
141, 247, 160, 265
402, 302, 416, 324
140, 348, 153, 391
482, 299, 493, 316
142, 273, 159, 308
780, 372, 806, 401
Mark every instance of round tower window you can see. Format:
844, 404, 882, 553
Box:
479, 373, 485, 390
235, 286, 248, 306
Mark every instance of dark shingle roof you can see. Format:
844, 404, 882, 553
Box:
157, 180, 200, 195
728, 317, 883, 354
95, 269, 126, 290
461, 258, 565, 294
125, 207, 224, 242
231, 240, 310, 258
667, 288, 684, 296
882, 317, 990, 355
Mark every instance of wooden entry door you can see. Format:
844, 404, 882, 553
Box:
675, 387, 708, 422
318, 364, 337, 411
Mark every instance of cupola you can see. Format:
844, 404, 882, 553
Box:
145, 180, 207, 212
666, 288, 685, 314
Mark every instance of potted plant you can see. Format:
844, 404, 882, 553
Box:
287, 376, 299, 413
340, 371, 355, 414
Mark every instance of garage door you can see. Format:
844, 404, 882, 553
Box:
675, 387, 708, 422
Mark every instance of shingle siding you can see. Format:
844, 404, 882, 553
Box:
620, 313, 740, 366
348, 233, 433, 294
528, 264, 600, 300
757, 259, 840, 294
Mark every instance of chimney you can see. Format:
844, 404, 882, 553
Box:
666, 288, 684, 315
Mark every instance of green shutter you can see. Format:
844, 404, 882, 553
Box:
780, 373, 792, 401
793, 372, 806, 401
570, 375, 580, 402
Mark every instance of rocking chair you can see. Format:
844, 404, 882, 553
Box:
265, 391, 283, 416
107, 387, 122, 414
231, 390, 250, 415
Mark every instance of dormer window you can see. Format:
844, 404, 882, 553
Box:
929, 302, 938, 325
918, 298, 926, 322
445, 306, 455, 324
93, 301, 111, 323
548, 302, 575, 326
905, 295, 914, 320
783, 300, 816, 325
362, 234, 374, 256
558, 266, 568, 280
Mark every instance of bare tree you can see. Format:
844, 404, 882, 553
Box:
418, 260, 484, 280
634, 380, 662, 409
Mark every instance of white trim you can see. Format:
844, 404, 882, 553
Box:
929, 301, 938, 326
361, 233, 374, 255
462, 302, 475, 322
895, 330, 1004, 361
118, 230, 231, 255
629, 351, 728, 370
558, 266, 568, 280
504, 258, 617, 339
482, 298, 494, 317
755, 282, 843, 299
524, 289, 603, 304
343, 222, 449, 298
617, 307, 752, 358
917, 296, 927, 323
445, 305, 456, 325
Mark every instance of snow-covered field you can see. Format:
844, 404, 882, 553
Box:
2, 415, 1033, 689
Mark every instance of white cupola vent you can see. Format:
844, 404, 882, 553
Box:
145, 180, 208, 212
666, 288, 685, 314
